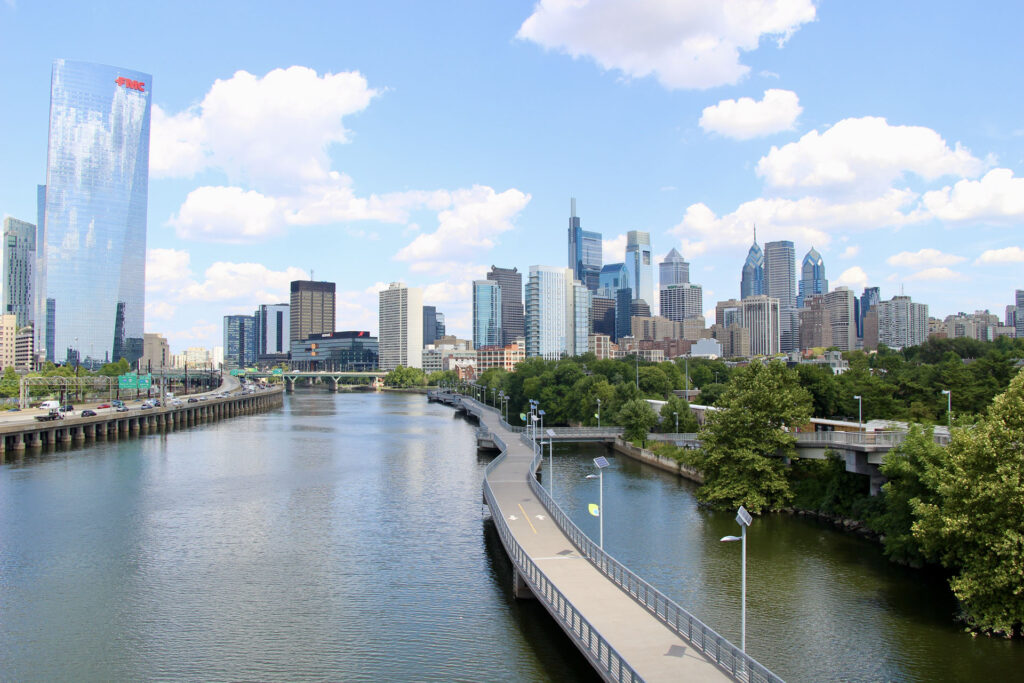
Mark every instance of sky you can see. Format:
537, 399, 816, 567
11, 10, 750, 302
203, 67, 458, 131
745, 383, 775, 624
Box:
2, 1, 1023, 353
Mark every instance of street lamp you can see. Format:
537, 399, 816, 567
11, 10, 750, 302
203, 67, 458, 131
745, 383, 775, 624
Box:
941, 389, 951, 428
546, 429, 556, 499
538, 409, 545, 439
586, 455, 610, 549
674, 411, 679, 434
596, 397, 601, 428
854, 394, 863, 433
720, 505, 753, 652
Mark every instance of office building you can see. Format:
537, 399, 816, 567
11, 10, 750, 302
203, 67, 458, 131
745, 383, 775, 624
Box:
39, 60, 151, 366
715, 299, 743, 329
223, 315, 256, 369
1017, 290, 1024, 339
255, 303, 290, 358
472, 280, 503, 349
423, 305, 445, 346
740, 228, 764, 300
525, 266, 587, 359
486, 265, 524, 346
764, 240, 797, 352
631, 315, 681, 341
567, 198, 602, 291
0, 314, 16, 369
742, 295, 781, 356
797, 247, 827, 308
659, 248, 689, 289
615, 288, 633, 341
3, 217, 35, 329
290, 280, 335, 341
590, 295, 616, 339
660, 283, 703, 322
875, 296, 929, 349
1005, 304, 1017, 330
712, 323, 751, 358
624, 231, 654, 306
15, 325, 35, 371
290, 331, 378, 371
141, 333, 170, 371
598, 262, 630, 297
825, 288, 857, 351
476, 339, 526, 373
379, 282, 423, 370
859, 287, 881, 339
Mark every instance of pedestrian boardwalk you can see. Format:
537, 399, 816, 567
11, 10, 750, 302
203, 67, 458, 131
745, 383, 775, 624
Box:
443, 393, 781, 683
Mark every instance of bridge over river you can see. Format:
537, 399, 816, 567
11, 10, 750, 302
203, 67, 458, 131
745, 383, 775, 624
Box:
434, 391, 781, 683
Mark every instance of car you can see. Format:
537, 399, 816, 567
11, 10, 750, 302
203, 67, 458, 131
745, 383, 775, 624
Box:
112, 400, 125, 408
199, 396, 208, 401
62, 404, 74, 412
171, 399, 183, 407
80, 409, 97, 417
97, 403, 110, 409
140, 404, 153, 410
7, 407, 19, 412
116, 406, 129, 412
187, 397, 198, 403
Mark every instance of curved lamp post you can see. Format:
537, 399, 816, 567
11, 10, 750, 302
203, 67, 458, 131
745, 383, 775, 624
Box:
720, 505, 752, 652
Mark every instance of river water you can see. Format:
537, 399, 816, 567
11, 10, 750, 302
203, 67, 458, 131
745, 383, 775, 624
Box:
0, 392, 1020, 682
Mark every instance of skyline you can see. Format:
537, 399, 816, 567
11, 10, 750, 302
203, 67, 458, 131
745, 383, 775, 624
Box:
2, 1, 1022, 352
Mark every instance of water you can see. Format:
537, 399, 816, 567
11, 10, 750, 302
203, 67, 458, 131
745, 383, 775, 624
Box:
1, 392, 1020, 682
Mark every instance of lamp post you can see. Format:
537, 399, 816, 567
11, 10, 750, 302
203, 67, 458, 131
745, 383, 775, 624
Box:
586, 455, 610, 549
854, 394, 862, 433
596, 397, 601, 428
674, 411, 679, 434
941, 389, 951, 428
546, 429, 556, 499
635, 353, 639, 389
720, 505, 753, 652
538, 409, 545, 439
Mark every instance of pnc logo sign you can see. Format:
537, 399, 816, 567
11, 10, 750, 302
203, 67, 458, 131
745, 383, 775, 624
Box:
115, 76, 146, 92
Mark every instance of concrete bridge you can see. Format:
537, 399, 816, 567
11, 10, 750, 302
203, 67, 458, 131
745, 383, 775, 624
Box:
433, 391, 781, 683
245, 370, 386, 392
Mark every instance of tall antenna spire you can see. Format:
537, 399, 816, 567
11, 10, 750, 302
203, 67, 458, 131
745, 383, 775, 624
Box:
753, 223, 757, 245
571, 197, 576, 218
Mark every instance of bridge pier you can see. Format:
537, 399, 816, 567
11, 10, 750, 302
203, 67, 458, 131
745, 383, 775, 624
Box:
512, 569, 535, 600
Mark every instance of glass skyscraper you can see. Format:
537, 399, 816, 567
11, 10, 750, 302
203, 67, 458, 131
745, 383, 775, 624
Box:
567, 198, 602, 291
764, 240, 797, 352
40, 60, 151, 366
3, 217, 36, 329
797, 247, 827, 308
624, 231, 653, 306
472, 280, 503, 349
740, 232, 764, 300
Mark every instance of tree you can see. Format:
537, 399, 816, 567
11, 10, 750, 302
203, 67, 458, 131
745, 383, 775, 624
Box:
384, 366, 426, 388
877, 425, 945, 567
659, 395, 699, 433
912, 370, 1024, 635
638, 365, 671, 397
0, 367, 19, 398
616, 398, 658, 446
693, 361, 812, 513
426, 370, 457, 386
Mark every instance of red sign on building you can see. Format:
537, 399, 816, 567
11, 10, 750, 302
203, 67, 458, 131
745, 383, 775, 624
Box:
115, 76, 145, 92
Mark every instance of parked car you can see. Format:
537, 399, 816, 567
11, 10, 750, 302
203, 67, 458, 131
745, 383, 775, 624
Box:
81, 409, 97, 417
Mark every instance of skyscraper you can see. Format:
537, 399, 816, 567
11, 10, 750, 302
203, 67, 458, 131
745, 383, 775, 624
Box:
486, 265, 524, 346
472, 280, 502, 349
290, 280, 335, 342
740, 232, 764, 301
378, 282, 423, 370
525, 266, 586, 359
254, 303, 290, 357
659, 248, 689, 289
624, 231, 653, 306
660, 283, 703, 322
1016, 290, 1024, 339
859, 286, 881, 339
40, 59, 151, 366
567, 198, 602, 291
763, 240, 797, 352
223, 315, 256, 370
423, 305, 442, 346
877, 296, 929, 349
797, 247, 827, 308
742, 295, 781, 356
2, 217, 35, 329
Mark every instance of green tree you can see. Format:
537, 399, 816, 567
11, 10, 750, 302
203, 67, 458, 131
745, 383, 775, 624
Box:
384, 365, 426, 388
877, 425, 945, 567
695, 382, 728, 406
659, 395, 699, 433
912, 370, 1024, 635
0, 367, 19, 398
616, 398, 658, 446
693, 361, 812, 513
638, 365, 671, 397
97, 358, 131, 377
426, 370, 457, 386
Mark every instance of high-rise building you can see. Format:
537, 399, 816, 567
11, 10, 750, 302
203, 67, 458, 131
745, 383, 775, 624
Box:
223, 315, 256, 370
434, 311, 446, 340
615, 288, 633, 341
472, 280, 502, 349
659, 248, 689, 289
598, 263, 629, 297
763, 240, 797, 352
876, 296, 929, 349
716, 299, 744, 329
141, 332, 170, 370
0, 314, 17, 369
525, 266, 586, 359
486, 265, 524, 346
39, 60, 151, 366
1017, 291, 1024, 339
255, 303, 290, 357
1005, 304, 1017, 330
797, 247, 827, 308
742, 295, 781, 356
825, 288, 857, 351
590, 295, 616, 339
290, 280, 335, 342
567, 198, 602, 291
859, 287, 881, 339
660, 283, 703, 322
378, 282, 423, 370
423, 305, 439, 346
3, 217, 35, 329
740, 228, 764, 300
798, 295, 829, 350
624, 231, 654, 306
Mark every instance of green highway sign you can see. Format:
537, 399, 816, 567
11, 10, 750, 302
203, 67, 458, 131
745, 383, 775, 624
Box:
272, 368, 283, 376
137, 374, 152, 389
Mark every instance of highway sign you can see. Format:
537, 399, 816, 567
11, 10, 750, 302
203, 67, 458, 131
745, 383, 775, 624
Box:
118, 373, 137, 389
137, 374, 152, 389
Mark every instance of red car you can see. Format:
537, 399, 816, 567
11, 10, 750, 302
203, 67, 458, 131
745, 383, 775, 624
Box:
97, 403, 111, 409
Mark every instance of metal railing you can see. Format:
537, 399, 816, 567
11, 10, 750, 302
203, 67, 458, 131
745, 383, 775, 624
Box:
482, 430, 640, 682
522, 429, 783, 683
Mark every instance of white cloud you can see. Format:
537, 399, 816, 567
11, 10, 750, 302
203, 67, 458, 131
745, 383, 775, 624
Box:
169, 186, 283, 242
699, 89, 802, 140
517, 0, 816, 90
922, 168, 1024, 224
757, 116, 982, 195
146, 248, 193, 290
886, 248, 966, 268
179, 261, 307, 303
975, 246, 1024, 264
904, 267, 966, 282
840, 245, 860, 259
145, 301, 177, 321
834, 266, 868, 291
603, 233, 627, 263
393, 186, 531, 262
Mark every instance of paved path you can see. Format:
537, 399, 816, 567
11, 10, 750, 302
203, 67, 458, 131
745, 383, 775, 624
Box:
474, 399, 736, 682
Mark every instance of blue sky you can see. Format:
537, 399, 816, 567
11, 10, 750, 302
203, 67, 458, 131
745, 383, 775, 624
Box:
2, 1, 1022, 352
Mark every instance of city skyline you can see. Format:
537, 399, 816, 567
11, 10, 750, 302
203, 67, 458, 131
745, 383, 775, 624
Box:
2, 2, 1023, 352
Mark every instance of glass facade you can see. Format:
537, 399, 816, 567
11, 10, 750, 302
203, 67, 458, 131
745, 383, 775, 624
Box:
625, 231, 653, 305
472, 280, 502, 349
289, 331, 378, 371
797, 247, 828, 308
223, 315, 256, 369
567, 199, 602, 291
741, 240, 764, 300
525, 266, 570, 360
40, 60, 151, 366
3, 217, 36, 329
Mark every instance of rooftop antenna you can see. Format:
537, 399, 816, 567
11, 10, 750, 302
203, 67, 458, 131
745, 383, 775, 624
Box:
571, 197, 576, 218
753, 223, 757, 245
311, 269, 314, 281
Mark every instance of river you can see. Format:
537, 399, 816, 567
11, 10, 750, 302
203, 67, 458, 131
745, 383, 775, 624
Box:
0, 391, 1020, 681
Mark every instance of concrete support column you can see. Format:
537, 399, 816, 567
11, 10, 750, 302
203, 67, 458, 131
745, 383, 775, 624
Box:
26, 432, 40, 448
13, 433, 25, 450
61, 428, 73, 443
130, 418, 140, 432
512, 569, 535, 600
73, 426, 86, 441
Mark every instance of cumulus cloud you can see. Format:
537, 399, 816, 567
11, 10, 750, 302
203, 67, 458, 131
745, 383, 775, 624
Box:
975, 246, 1024, 264
904, 267, 966, 282
699, 89, 802, 139
840, 245, 860, 259
603, 233, 627, 263
922, 168, 1024, 223
146, 248, 193, 290
169, 186, 283, 242
834, 266, 869, 291
179, 262, 308, 303
757, 116, 982, 195
517, 0, 816, 90
886, 248, 966, 268
145, 301, 177, 321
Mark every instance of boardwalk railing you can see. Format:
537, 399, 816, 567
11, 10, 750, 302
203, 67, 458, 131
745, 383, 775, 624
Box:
481, 431, 640, 683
